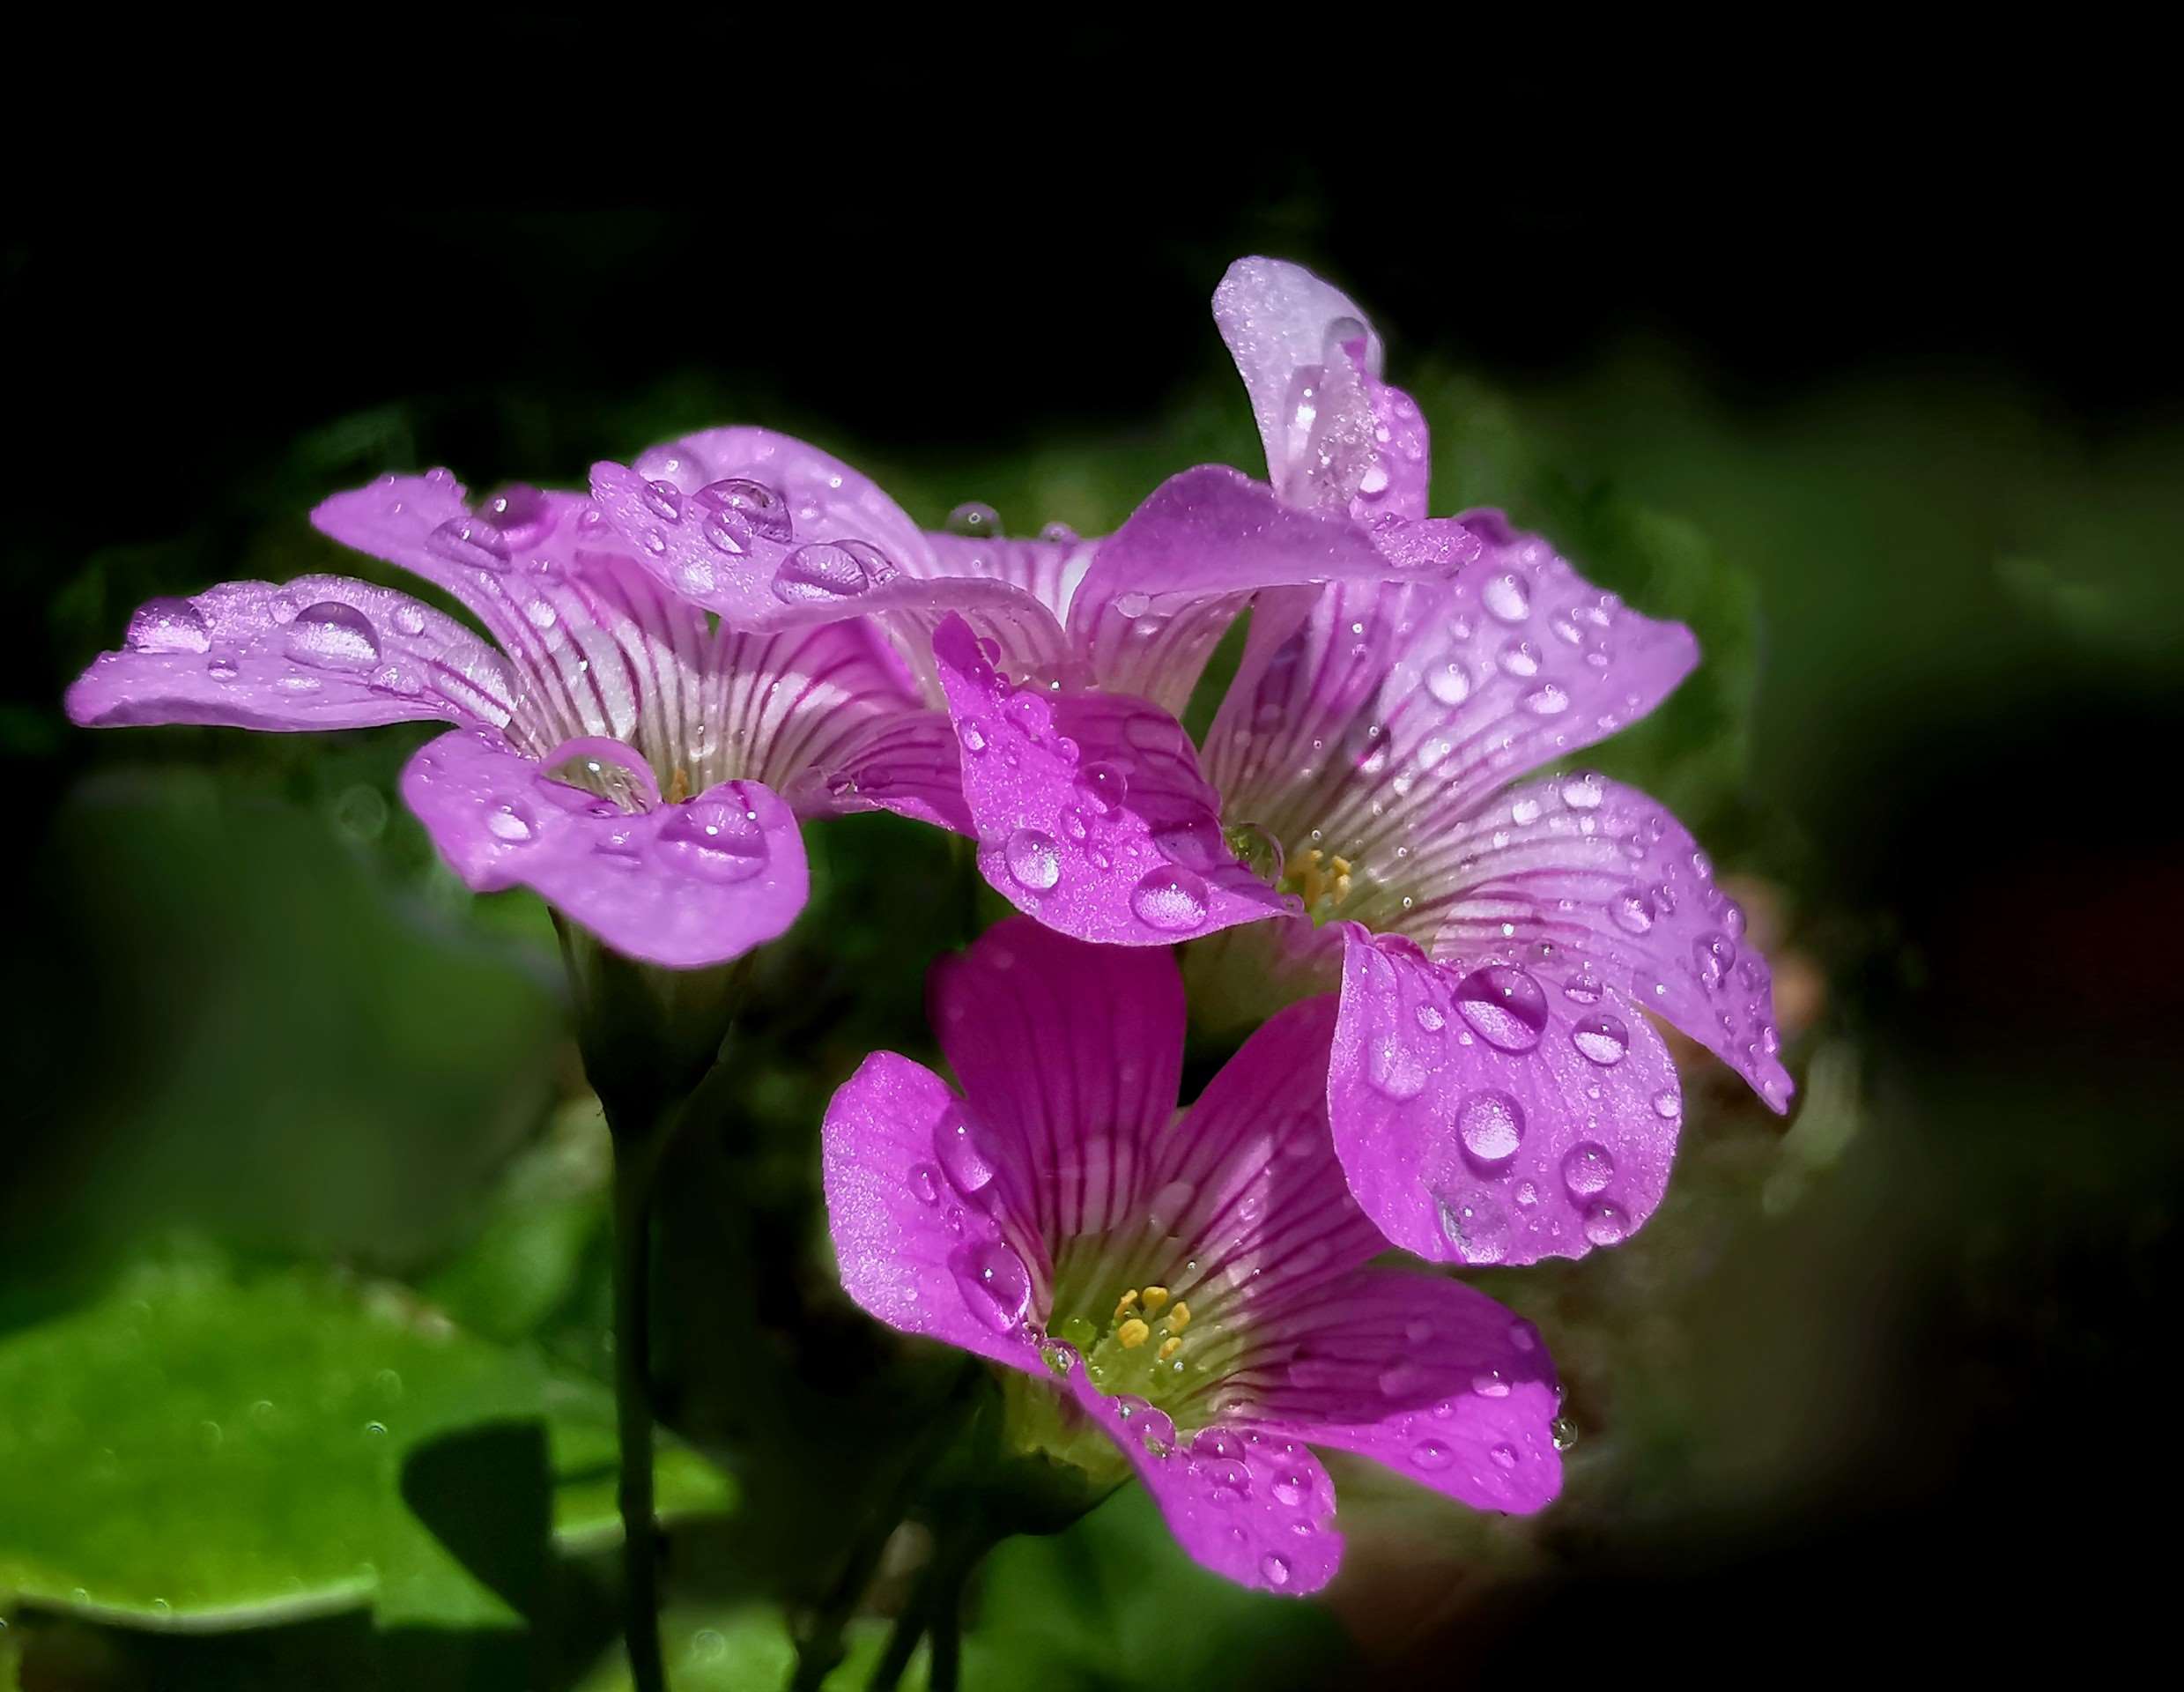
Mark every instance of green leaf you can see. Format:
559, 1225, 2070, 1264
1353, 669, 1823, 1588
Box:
0, 1253, 731, 1631
573, 1606, 917, 1692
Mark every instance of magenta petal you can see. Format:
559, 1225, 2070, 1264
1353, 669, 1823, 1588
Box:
401, 729, 807, 968
781, 708, 973, 835
66, 576, 515, 733
930, 917, 1186, 1243
1328, 926, 1682, 1266
1058, 1364, 1344, 1594
1066, 466, 1443, 716
1243, 1270, 1563, 1515
821, 1049, 1052, 1372
1420, 774, 1795, 1111
933, 617, 1286, 946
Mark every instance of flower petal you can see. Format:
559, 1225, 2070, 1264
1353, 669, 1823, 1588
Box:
821, 1049, 1052, 1372
401, 729, 807, 968
934, 616, 1287, 946
1204, 525, 1699, 925
780, 707, 972, 835
1236, 1269, 1563, 1515
1327, 925, 1683, 1266
66, 576, 515, 733
1065, 466, 1448, 716
930, 916, 1185, 1244
1210, 256, 1428, 522
1057, 1362, 1345, 1594
1412, 773, 1795, 1110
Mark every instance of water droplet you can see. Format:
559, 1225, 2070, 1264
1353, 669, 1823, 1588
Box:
1652, 1088, 1681, 1120
1003, 827, 1062, 891
1491, 1443, 1518, 1470
1437, 1190, 1510, 1265
125, 597, 209, 654
485, 797, 537, 843
910, 1164, 941, 1205
695, 478, 793, 542
1525, 684, 1571, 716
945, 501, 1002, 538
1453, 965, 1548, 1053
1499, 639, 1540, 678
1075, 761, 1129, 814
1692, 931, 1736, 991
641, 479, 685, 522
1551, 1415, 1578, 1451
655, 796, 769, 882
1416, 1003, 1447, 1034
1191, 1428, 1244, 1462
1561, 1142, 1614, 1196
950, 1239, 1031, 1332
1260, 1553, 1292, 1588
1129, 865, 1210, 931
1561, 771, 1603, 809
426, 516, 511, 571
1411, 1439, 1453, 1471
1271, 1471, 1309, 1507
1612, 888, 1656, 934
1581, 1201, 1628, 1246
1425, 657, 1470, 706
1458, 1089, 1526, 1165
280, 600, 381, 672
1563, 967, 1603, 1005
934, 1112, 996, 1198
1571, 1013, 1630, 1066
768, 543, 868, 604
956, 717, 988, 754
539, 742, 655, 814
1482, 571, 1531, 622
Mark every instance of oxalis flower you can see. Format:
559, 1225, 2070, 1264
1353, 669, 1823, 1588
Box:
920, 257, 1797, 1269
582, 410, 1484, 946
823, 918, 1562, 1596
65, 433, 968, 968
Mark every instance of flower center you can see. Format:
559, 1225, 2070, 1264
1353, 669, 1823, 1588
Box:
1054, 1283, 1199, 1405
1280, 846, 1357, 922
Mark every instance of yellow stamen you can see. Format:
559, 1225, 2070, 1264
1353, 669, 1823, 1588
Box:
1158, 1335, 1181, 1361
1114, 1289, 1139, 1320
1138, 1286, 1170, 1313
1117, 1317, 1151, 1349
668, 765, 692, 803
1166, 1302, 1192, 1332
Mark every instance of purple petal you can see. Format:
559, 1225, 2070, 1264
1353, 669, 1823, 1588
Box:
821, 1049, 1053, 1370
1240, 1269, 1563, 1515
402, 729, 807, 968
1065, 466, 1451, 716
780, 707, 972, 835
1203, 529, 1699, 926
1412, 773, 1795, 1111
1055, 1364, 1344, 1594
930, 916, 1186, 1243
66, 575, 515, 732
1210, 256, 1428, 522
1327, 925, 1683, 1266
934, 617, 1286, 946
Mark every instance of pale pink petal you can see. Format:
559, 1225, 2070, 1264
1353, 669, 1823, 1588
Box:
779, 708, 973, 835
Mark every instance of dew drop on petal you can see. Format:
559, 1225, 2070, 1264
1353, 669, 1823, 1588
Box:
1653, 1087, 1682, 1120
945, 501, 1002, 538
1571, 1013, 1630, 1066
695, 479, 793, 542
1561, 1142, 1614, 1196
1612, 887, 1656, 934
1458, 1089, 1526, 1166
771, 543, 876, 604
1436, 1189, 1510, 1265
1482, 571, 1531, 622
485, 797, 537, 843
125, 597, 209, 654
951, 1239, 1031, 1332
1581, 1200, 1629, 1246
1411, 1439, 1453, 1472
1260, 1553, 1292, 1588
654, 798, 769, 882
910, 1164, 941, 1206
1129, 865, 1210, 932
1003, 827, 1062, 892
1454, 966, 1548, 1053
1425, 658, 1470, 706
426, 516, 511, 571
934, 1112, 996, 1198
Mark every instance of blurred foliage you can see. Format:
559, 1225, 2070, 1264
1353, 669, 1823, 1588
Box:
4, 298, 2178, 1689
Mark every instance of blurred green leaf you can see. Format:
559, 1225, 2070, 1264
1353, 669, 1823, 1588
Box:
0, 1252, 731, 1630
574, 1605, 916, 1692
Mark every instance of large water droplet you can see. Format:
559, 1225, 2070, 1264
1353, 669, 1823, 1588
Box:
426, 516, 511, 571
539, 741, 655, 814
1612, 888, 1656, 934
125, 597, 209, 654
1003, 827, 1062, 891
1075, 761, 1129, 815
285, 602, 381, 672
1571, 1013, 1630, 1066
641, 479, 685, 522
1561, 1142, 1614, 1196
1525, 684, 1571, 716
910, 1164, 941, 1206
1561, 771, 1603, 809
951, 1239, 1031, 1332
1692, 931, 1736, 991
655, 797, 769, 882
695, 479, 793, 543
945, 501, 1002, 538
1425, 657, 1470, 706
1581, 1200, 1629, 1246
1411, 1439, 1453, 1471
485, 797, 537, 843
1482, 571, 1531, 622
957, 717, 989, 754
1436, 1190, 1509, 1265
771, 542, 874, 604
1453, 966, 1548, 1053
1129, 865, 1210, 931
1271, 1470, 1309, 1507
1457, 1089, 1526, 1165
1260, 1553, 1292, 1587
934, 1112, 996, 1199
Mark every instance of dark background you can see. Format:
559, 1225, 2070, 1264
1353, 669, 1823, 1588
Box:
5, 37, 2179, 1688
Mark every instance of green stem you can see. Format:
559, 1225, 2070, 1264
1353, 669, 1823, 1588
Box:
613, 1140, 668, 1692
866, 1520, 984, 1692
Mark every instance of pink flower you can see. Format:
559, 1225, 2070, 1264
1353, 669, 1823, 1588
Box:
920, 258, 1797, 1266
67, 436, 967, 968
823, 918, 1562, 1596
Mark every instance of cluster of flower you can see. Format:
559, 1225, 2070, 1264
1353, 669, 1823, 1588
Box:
69, 258, 1792, 1594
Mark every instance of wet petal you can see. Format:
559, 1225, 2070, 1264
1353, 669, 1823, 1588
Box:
934, 616, 1286, 946
402, 729, 806, 968
1327, 925, 1682, 1265
930, 916, 1185, 1243
781, 707, 972, 835
821, 1049, 1052, 1371
1066, 466, 1447, 716
1413, 774, 1795, 1110
66, 575, 515, 733
1239, 1269, 1562, 1515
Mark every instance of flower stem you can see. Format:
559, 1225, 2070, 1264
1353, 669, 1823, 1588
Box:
612, 1138, 668, 1692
